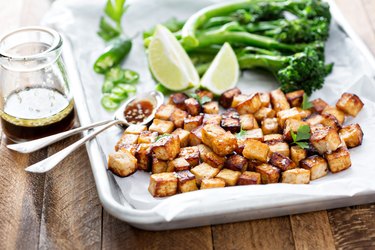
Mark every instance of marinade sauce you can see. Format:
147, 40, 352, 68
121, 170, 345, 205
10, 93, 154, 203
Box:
124, 99, 153, 124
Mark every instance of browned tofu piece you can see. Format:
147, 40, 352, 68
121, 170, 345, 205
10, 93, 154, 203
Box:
255, 163, 280, 184
320, 113, 341, 131
322, 106, 345, 125
197, 144, 212, 161
290, 146, 307, 166
201, 124, 237, 156
176, 170, 198, 193
184, 115, 203, 132
200, 178, 226, 189
305, 114, 324, 126
172, 128, 190, 147
237, 171, 261, 185
243, 139, 270, 162
219, 87, 241, 108
155, 104, 176, 120
268, 141, 290, 157
286, 90, 304, 107
339, 124, 363, 148
231, 94, 249, 108
135, 143, 152, 171
168, 92, 189, 110
221, 117, 241, 133
179, 146, 200, 167
240, 114, 259, 130
184, 97, 201, 116
259, 92, 271, 107
325, 147, 351, 173
283, 118, 308, 142
261, 118, 279, 135
270, 152, 296, 171
203, 101, 219, 114
336, 92, 364, 117
195, 89, 214, 100
148, 173, 178, 197
170, 108, 188, 128
152, 157, 168, 174
125, 124, 147, 135
300, 155, 328, 180
242, 128, 264, 141
191, 163, 220, 185
115, 133, 139, 151
216, 169, 241, 186
108, 150, 137, 177
168, 157, 190, 172
152, 135, 180, 160
263, 134, 284, 144
224, 154, 248, 172
235, 93, 262, 115
311, 98, 328, 113
198, 144, 225, 169
247, 159, 263, 172
189, 126, 203, 146
222, 108, 240, 119
118, 144, 138, 156
149, 119, 175, 134
310, 126, 341, 155
203, 114, 222, 125
277, 107, 301, 128
138, 131, 158, 144
254, 107, 276, 122
281, 168, 310, 184
296, 107, 312, 119
270, 89, 290, 112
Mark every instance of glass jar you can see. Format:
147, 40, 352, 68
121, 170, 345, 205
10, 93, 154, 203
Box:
0, 26, 75, 142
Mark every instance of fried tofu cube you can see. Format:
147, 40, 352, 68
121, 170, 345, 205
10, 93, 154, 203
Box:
235, 93, 262, 115
115, 133, 139, 151
168, 92, 189, 110
311, 98, 328, 113
200, 178, 226, 189
152, 135, 180, 160
281, 168, 310, 184
221, 117, 241, 133
283, 118, 308, 142
216, 169, 241, 186
152, 157, 168, 174
231, 94, 249, 108
138, 131, 158, 144
300, 155, 328, 180
170, 108, 188, 128
176, 170, 198, 193
203, 114, 222, 125
271, 89, 290, 112
305, 114, 324, 126
195, 89, 214, 100
270, 152, 296, 171
108, 150, 137, 177
125, 124, 147, 135
179, 146, 200, 167
263, 134, 284, 144
202, 124, 237, 156
255, 163, 280, 184
198, 144, 225, 169
254, 107, 276, 122
240, 114, 259, 130
191, 163, 220, 185
184, 115, 203, 132
172, 128, 190, 148
277, 107, 301, 128
261, 118, 279, 135
189, 126, 203, 146
184, 97, 201, 116
310, 126, 341, 154
296, 107, 312, 119
321, 113, 341, 131
322, 106, 345, 125
339, 124, 364, 148
243, 139, 270, 162
268, 141, 290, 157
135, 143, 152, 171
247, 159, 263, 171
290, 146, 307, 166
242, 128, 264, 141
259, 92, 271, 107
286, 90, 304, 107
203, 101, 219, 114
237, 171, 261, 185
336, 92, 364, 117
168, 157, 190, 172
198, 144, 212, 160
118, 144, 138, 156
155, 104, 176, 120
222, 108, 240, 119
148, 173, 178, 197
219, 87, 241, 108
325, 147, 351, 173
149, 119, 175, 134
224, 154, 248, 172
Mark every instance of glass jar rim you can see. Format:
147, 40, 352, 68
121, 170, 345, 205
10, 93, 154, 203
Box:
0, 26, 62, 61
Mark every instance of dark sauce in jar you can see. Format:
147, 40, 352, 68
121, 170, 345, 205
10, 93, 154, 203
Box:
124, 99, 154, 124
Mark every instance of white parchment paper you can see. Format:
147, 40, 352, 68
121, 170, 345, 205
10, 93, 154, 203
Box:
42, 0, 375, 220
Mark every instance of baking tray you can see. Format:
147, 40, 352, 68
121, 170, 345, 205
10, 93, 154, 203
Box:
54, 0, 375, 230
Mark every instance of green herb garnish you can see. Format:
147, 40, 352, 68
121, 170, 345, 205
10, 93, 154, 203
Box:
291, 125, 311, 149
156, 134, 172, 142
236, 127, 247, 139
190, 93, 212, 105
301, 93, 313, 110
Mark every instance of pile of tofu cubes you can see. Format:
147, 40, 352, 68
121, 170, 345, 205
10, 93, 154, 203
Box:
108, 88, 364, 197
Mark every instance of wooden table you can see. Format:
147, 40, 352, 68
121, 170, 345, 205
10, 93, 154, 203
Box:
1, 0, 375, 249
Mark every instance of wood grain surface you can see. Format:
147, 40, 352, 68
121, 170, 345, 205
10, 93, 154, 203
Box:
0, 0, 375, 249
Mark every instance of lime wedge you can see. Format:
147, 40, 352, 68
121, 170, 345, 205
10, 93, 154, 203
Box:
201, 43, 239, 95
148, 25, 199, 91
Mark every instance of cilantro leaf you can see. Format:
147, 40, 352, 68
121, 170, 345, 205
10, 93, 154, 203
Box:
296, 141, 310, 149
301, 93, 313, 110
236, 127, 247, 139
190, 93, 212, 105
295, 125, 311, 141
290, 129, 297, 142
156, 134, 171, 142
